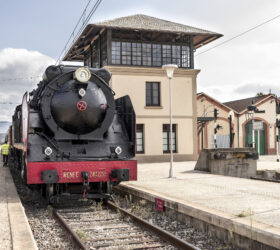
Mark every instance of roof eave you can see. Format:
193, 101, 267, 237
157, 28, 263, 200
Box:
63, 24, 222, 61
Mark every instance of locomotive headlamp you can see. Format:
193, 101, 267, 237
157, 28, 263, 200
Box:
115, 146, 122, 155
44, 147, 53, 156
74, 67, 91, 83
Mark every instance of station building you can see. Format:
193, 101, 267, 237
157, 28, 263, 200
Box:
197, 92, 277, 155
197, 92, 238, 153
64, 14, 222, 162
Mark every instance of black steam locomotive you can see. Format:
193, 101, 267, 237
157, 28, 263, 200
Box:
11, 65, 137, 202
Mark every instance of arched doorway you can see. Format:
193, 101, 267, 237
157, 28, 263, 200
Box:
245, 120, 266, 155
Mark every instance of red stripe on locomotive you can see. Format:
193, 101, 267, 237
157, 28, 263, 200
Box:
27, 160, 137, 184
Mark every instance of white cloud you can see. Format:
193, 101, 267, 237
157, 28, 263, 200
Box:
0, 48, 55, 121
196, 40, 280, 102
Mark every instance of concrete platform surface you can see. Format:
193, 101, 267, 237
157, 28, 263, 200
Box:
121, 160, 280, 248
0, 162, 37, 250
258, 155, 280, 171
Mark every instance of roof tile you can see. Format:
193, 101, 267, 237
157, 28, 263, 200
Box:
94, 14, 220, 36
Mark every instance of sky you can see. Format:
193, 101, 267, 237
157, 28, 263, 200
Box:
1, 0, 280, 121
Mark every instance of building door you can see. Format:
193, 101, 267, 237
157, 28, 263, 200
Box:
245, 120, 266, 155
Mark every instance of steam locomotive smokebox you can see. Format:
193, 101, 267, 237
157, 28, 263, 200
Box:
195, 148, 258, 178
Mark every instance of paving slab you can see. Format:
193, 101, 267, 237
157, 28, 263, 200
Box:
0, 157, 37, 250
0, 165, 12, 249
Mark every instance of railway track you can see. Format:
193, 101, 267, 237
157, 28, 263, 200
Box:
53, 200, 199, 250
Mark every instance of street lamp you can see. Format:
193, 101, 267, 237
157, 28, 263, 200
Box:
162, 64, 178, 178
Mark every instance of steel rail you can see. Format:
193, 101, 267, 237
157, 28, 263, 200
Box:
105, 200, 200, 250
53, 208, 87, 250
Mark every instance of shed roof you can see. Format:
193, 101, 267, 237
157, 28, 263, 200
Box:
64, 14, 222, 61
197, 92, 236, 114
223, 95, 272, 113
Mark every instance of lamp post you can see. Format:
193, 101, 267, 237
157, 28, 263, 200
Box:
162, 64, 178, 178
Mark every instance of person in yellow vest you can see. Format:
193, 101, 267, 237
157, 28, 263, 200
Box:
1, 141, 9, 167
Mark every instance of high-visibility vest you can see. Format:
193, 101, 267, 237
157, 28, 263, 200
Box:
1, 144, 9, 155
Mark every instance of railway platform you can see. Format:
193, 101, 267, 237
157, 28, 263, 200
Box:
116, 158, 280, 249
0, 158, 37, 250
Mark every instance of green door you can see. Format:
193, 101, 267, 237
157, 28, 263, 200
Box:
245, 121, 266, 155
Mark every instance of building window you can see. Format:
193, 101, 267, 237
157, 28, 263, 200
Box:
132, 42, 142, 65
121, 42, 131, 65
182, 45, 190, 68
162, 44, 171, 65
172, 45, 181, 67
111, 40, 191, 68
142, 43, 152, 66
136, 124, 144, 153
163, 124, 177, 153
112, 41, 121, 64
146, 82, 160, 106
152, 44, 161, 66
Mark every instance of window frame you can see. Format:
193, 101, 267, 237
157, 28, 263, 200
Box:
146, 82, 161, 107
136, 124, 144, 154
163, 124, 177, 153
111, 40, 191, 68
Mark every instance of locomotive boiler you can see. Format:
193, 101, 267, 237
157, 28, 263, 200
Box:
11, 65, 137, 202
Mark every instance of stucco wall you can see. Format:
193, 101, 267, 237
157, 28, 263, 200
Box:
196, 95, 238, 151
105, 66, 200, 162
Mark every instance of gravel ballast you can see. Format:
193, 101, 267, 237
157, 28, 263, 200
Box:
10, 169, 75, 250
11, 167, 235, 249
113, 194, 236, 250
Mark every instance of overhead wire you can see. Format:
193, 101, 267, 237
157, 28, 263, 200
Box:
195, 13, 280, 57
56, 0, 103, 65
55, 0, 93, 65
